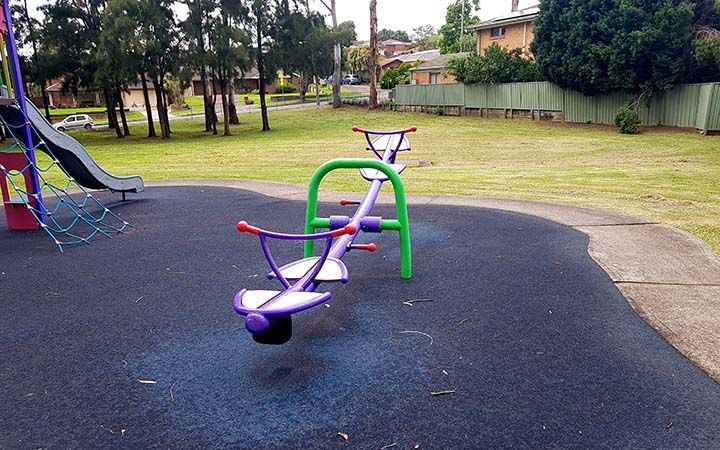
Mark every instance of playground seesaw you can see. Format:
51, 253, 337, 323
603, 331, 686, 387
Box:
233, 126, 416, 344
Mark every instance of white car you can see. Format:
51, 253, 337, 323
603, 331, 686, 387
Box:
53, 114, 94, 132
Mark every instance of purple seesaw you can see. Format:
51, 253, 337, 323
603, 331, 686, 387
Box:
233, 126, 415, 344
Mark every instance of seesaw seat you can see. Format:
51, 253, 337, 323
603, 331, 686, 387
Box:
360, 163, 406, 182
269, 257, 349, 283
237, 289, 331, 313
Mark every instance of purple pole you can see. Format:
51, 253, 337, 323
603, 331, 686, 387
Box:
2, 0, 43, 221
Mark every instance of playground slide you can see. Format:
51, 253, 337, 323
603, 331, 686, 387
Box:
0, 99, 144, 193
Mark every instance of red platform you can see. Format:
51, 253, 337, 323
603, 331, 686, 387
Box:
0, 152, 40, 230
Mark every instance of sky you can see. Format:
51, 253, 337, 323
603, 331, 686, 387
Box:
310, 0, 533, 41
22, 0, 531, 40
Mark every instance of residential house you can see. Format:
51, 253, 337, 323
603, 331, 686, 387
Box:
379, 49, 441, 78
468, 0, 539, 56
409, 53, 468, 85
46, 77, 158, 108
379, 39, 413, 57
189, 69, 302, 96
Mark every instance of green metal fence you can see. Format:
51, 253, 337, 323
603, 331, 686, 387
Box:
394, 82, 720, 132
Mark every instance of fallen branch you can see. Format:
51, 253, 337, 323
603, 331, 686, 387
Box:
402, 299, 433, 307
430, 390, 456, 396
398, 330, 433, 345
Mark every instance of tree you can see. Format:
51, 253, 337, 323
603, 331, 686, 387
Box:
692, 0, 720, 81
250, 0, 271, 131
40, 0, 116, 128
272, 1, 333, 103
346, 45, 381, 78
412, 24, 438, 50
369, 0, 378, 110
140, 0, 179, 139
182, 0, 217, 133
377, 28, 409, 42
446, 43, 542, 84
532, 0, 696, 96
380, 62, 417, 89
97, 0, 138, 138
318, 0, 342, 108
207, 0, 251, 136
438, 0, 479, 54
11, 1, 53, 121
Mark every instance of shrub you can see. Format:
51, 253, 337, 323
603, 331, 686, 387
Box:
445, 43, 543, 85
380, 62, 419, 89
615, 107, 641, 134
275, 84, 297, 94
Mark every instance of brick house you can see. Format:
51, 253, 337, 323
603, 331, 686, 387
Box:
468, 1, 539, 56
379, 39, 413, 57
409, 53, 468, 85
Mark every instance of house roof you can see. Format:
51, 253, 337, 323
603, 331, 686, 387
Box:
396, 49, 441, 63
467, 5, 539, 31
409, 53, 469, 72
380, 39, 411, 46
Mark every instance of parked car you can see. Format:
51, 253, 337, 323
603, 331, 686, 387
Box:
343, 74, 362, 85
325, 76, 346, 85
53, 114, 94, 132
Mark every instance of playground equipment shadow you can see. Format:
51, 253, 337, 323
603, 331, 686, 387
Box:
1, 186, 719, 449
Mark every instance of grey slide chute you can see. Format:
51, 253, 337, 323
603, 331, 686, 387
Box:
0, 99, 144, 193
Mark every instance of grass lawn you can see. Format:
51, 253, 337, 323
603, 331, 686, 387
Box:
52, 106, 720, 254
94, 111, 145, 126
173, 89, 368, 116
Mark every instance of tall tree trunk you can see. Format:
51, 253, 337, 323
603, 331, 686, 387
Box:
220, 79, 231, 136
140, 73, 156, 138
228, 77, 239, 124
160, 84, 171, 137
369, 0, 378, 110
330, 0, 341, 108
314, 75, 321, 106
116, 85, 130, 136
153, 76, 170, 139
201, 65, 213, 132
255, 3, 270, 132
103, 87, 118, 131
40, 83, 51, 122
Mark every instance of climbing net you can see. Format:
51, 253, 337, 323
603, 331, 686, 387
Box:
0, 111, 132, 252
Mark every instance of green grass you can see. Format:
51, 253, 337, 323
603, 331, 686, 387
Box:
50, 106, 720, 254
174, 90, 368, 116
94, 111, 145, 126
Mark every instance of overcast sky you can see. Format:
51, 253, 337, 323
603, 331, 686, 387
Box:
23, 0, 533, 40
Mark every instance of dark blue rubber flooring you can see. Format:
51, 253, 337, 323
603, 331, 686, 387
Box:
1, 186, 719, 450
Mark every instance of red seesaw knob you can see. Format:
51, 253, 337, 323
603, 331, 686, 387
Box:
236, 221, 261, 235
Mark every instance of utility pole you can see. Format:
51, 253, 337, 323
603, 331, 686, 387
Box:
369, 0, 377, 110
319, 0, 342, 108
460, 0, 466, 52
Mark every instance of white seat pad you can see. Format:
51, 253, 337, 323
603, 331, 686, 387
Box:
367, 134, 411, 152
270, 257, 348, 283
360, 163, 406, 182
241, 290, 327, 310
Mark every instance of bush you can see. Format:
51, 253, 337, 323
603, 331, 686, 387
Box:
446, 43, 543, 85
614, 107, 641, 134
275, 84, 297, 94
380, 62, 419, 89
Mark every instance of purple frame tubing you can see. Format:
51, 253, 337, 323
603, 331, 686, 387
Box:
2, 0, 44, 221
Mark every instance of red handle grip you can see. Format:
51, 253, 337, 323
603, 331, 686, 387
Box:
236, 221, 261, 235
351, 126, 417, 134
354, 243, 377, 252
331, 224, 357, 238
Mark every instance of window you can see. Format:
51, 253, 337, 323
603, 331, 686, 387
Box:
66, 116, 76, 122
430, 73, 440, 85
490, 26, 506, 37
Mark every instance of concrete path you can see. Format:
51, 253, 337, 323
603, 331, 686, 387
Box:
149, 179, 720, 383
